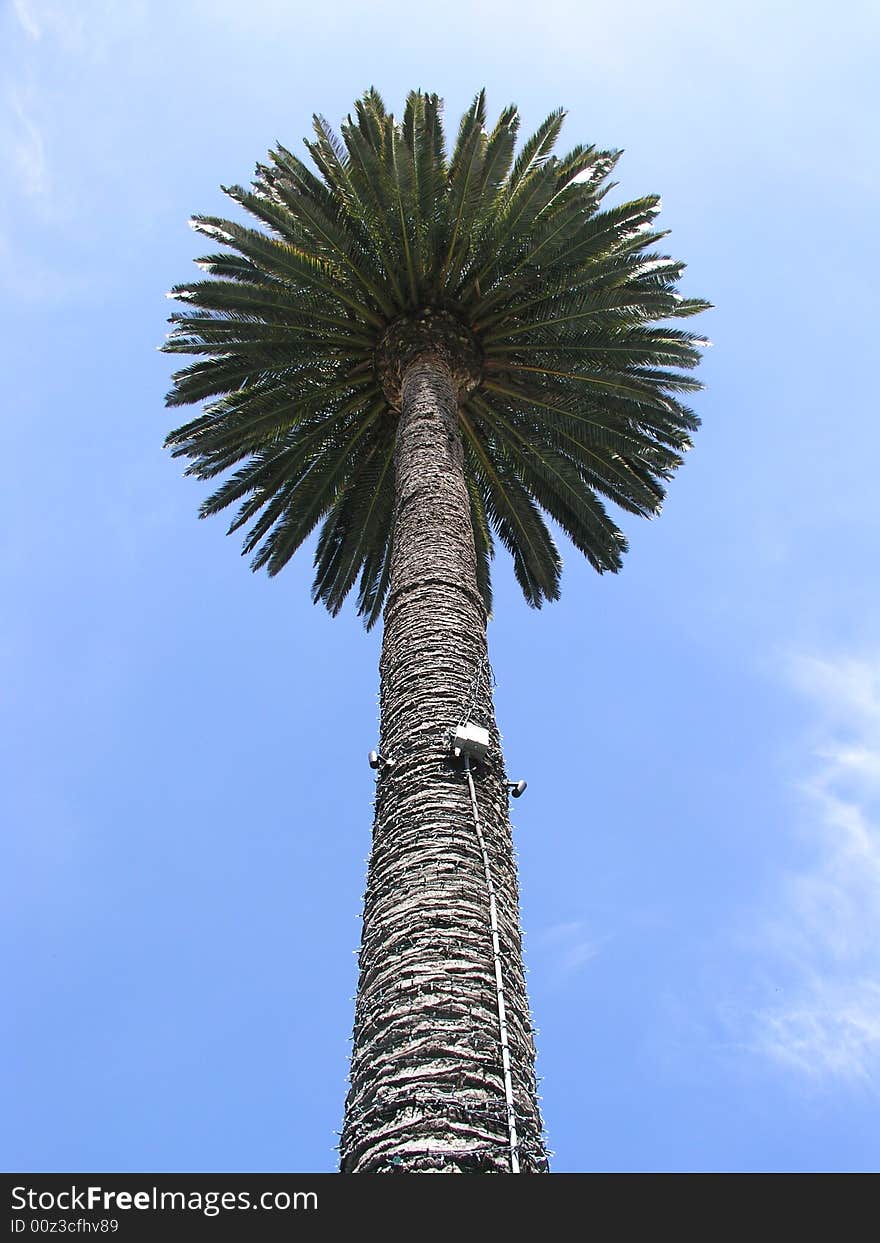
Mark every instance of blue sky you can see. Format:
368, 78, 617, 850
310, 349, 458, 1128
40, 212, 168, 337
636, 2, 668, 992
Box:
2, 0, 879, 1172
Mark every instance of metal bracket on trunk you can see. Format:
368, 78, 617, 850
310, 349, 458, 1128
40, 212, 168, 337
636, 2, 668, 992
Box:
451, 721, 490, 764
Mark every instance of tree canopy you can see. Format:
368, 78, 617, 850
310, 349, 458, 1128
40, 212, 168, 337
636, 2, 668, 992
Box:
163, 88, 709, 627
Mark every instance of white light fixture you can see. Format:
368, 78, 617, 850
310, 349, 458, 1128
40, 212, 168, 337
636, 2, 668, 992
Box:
451, 722, 491, 763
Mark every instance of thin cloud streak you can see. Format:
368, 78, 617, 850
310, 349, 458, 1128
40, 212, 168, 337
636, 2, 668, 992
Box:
4, 88, 48, 199
534, 920, 604, 988
12, 0, 41, 39
742, 652, 880, 1082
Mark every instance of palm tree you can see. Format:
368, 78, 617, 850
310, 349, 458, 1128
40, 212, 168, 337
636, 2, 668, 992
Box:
163, 88, 708, 1174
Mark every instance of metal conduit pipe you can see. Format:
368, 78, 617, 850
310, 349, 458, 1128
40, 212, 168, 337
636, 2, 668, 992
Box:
462, 753, 520, 1174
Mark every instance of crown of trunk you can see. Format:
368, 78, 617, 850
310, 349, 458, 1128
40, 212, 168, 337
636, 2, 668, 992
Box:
375, 308, 482, 411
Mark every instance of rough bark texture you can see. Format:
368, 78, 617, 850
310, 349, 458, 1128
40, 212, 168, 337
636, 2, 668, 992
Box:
339, 355, 549, 1174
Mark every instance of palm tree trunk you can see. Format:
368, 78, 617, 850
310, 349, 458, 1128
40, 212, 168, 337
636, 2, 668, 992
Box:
339, 354, 549, 1174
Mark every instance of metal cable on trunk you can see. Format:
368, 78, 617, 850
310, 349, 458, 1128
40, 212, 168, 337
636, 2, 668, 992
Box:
462, 753, 520, 1174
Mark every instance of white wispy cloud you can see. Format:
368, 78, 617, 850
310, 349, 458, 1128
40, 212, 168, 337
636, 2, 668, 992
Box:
12, 0, 41, 39
9, 0, 86, 54
9, 0, 144, 61
4, 87, 48, 199
534, 919, 603, 987
743, 652, 880, 1081
753, 979, 880, 1082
